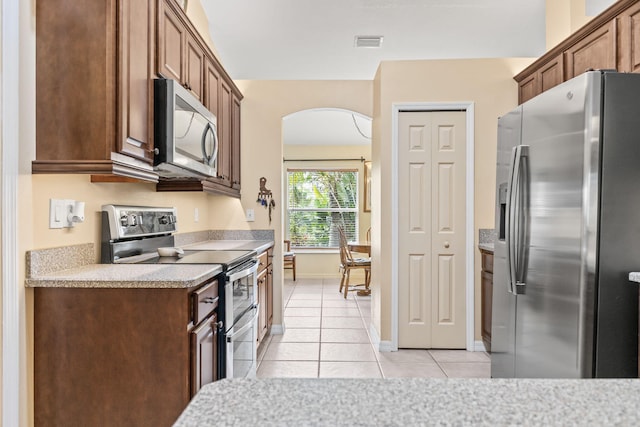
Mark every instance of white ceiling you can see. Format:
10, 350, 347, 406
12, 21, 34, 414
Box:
283, 109, 372, 145
201, 0, 614, 145
202, 0, 548, 80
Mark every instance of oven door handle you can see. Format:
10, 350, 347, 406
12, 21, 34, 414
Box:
226, 308, 258, 341
226, 259, 259, 282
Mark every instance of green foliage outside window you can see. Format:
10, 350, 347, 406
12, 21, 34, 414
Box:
287, 169, 358, 248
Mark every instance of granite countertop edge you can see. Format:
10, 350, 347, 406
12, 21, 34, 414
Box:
478, 242, 494, 252
25, 264, 223, 289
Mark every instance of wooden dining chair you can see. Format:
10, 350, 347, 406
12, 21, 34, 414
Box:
283, 240, 296, 281
337, 227, 371, 298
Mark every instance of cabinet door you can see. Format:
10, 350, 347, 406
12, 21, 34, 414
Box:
216, 80, 232, 186
267, 264, 273, 328
231, 94, 242, 189
190, 313, 218, 397
117, 0, 155, 163
257, 268, 268, 344
565, 20, 617, 79
204, 58, 220, 117
481, 271, 493, 353
185, 32, 204, 101
518, 73, 539, 104
157, 0, 184, 82
538, 55, 564, 93
617, 2, 640, 73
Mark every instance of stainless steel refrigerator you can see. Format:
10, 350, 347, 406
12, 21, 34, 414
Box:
492, 70, 639, 378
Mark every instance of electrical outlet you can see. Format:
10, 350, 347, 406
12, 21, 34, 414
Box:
246, 208, 255, 222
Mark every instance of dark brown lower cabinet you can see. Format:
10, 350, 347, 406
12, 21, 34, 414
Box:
34, 279, 218, 427
480, 249, 494, 353
190, 312, 218, 396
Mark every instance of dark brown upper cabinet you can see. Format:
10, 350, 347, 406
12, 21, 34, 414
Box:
155, 0, 243, 198
514, 0, 640, 104
34, 0, 158, 182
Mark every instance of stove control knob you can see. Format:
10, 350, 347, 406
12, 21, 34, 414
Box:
120, 214, 138, 226
159, 215, 169, 225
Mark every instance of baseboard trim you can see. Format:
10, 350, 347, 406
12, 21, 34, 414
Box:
270, 324, 284, 335
369, 323, 395, 352
474, 340, 487, 352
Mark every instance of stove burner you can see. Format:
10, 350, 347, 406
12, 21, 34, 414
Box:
136, 250, 255, 270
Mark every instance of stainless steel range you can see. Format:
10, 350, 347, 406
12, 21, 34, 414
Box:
101, 205, 259, 379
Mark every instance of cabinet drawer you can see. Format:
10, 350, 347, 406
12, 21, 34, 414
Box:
257, 251, 269, 273
192, 279, 218, 325
481, 251, 494, 274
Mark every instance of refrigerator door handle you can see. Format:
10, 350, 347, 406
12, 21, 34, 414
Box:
506, 145, 529, 294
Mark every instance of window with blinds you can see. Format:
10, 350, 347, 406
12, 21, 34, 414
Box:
287, 169, 359, 248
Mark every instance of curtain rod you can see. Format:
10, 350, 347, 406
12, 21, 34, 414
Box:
283, 156, 367, 163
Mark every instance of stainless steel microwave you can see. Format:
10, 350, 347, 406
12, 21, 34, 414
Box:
154, 79, 218, 178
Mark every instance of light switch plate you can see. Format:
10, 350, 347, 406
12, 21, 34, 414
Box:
49, 199, 65, 229
49, 199, 76, 228
246, 208, 255, 222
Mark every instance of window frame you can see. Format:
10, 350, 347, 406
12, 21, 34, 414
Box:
286, 167, 360, 249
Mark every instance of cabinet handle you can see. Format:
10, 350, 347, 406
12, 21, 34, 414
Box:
215, 321, 224, 330
202, 297, 216, 304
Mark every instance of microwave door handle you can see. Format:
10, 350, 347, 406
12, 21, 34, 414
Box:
211, 123, 219, 165
201, 122, 216, 166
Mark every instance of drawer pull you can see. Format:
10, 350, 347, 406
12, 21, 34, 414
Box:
202, 297, 216, 304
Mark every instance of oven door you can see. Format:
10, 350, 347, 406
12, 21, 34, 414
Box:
225, 306, 258, 379
225, 259, 258, 325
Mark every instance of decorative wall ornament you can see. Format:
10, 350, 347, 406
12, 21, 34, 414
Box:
256, 177, 276, 224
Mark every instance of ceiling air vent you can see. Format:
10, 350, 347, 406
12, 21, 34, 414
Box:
354, 35, 383, 48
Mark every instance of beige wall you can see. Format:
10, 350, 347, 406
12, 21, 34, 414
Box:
283, 144, 371, 279
234, 80, 373, 322
546, 0, 599, 50
371, 58, 534, 343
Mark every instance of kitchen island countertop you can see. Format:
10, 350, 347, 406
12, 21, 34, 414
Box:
174, 378, 640, 426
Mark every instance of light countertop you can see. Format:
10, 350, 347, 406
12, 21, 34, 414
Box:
629, 272, 640, 283
478, 242, 494, 252
478, 228, 495, 253
24, 238, 274, 289
25, 263, 222, 288
174, 378, 640, 426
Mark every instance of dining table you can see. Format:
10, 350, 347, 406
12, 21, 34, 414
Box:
348, 241, 371, 296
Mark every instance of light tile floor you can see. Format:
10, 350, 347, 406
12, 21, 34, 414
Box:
257, 277, 491, 379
